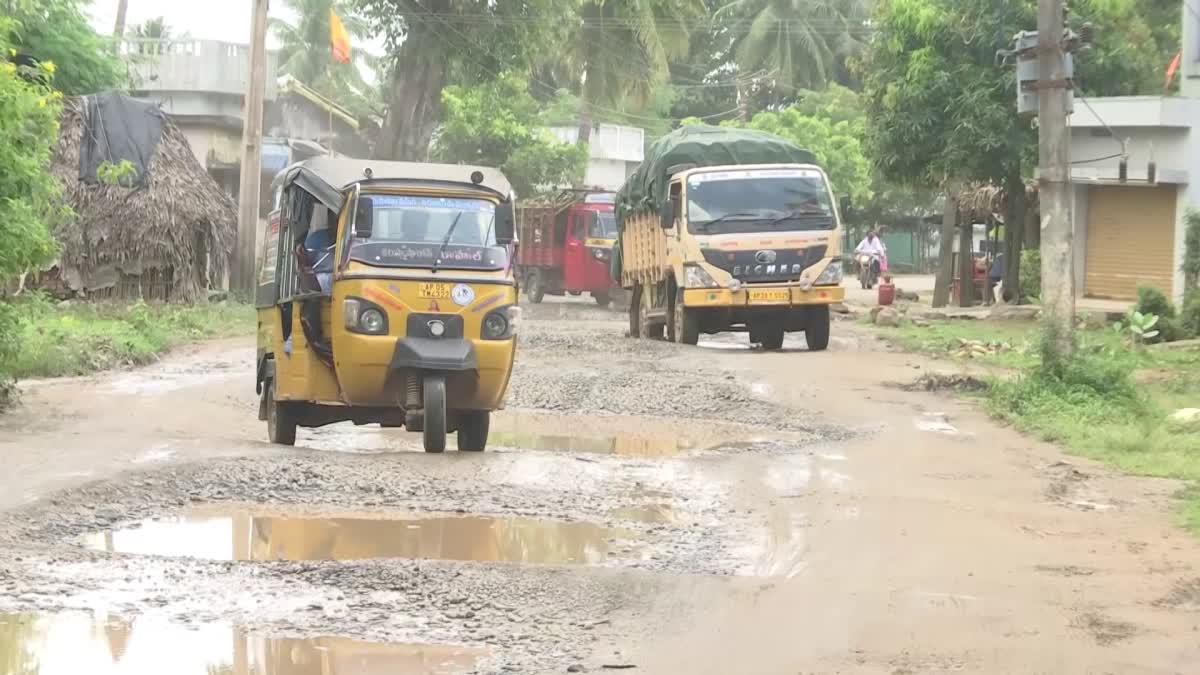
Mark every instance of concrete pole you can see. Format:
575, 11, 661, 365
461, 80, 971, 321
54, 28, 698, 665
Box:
233, 0, 270, 295
1037, 0, 1075, 353
113, 0, 129, 37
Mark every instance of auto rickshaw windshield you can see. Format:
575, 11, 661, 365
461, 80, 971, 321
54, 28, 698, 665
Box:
589, 211, 618, 239
349, 194, 509, 271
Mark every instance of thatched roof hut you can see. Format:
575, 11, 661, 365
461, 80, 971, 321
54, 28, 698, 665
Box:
49, 95, 236, 301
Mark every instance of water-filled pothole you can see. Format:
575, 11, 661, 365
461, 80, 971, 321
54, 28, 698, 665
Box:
84, 508, 633, 565
487, 411, 754, 457
0, 611, 483, 674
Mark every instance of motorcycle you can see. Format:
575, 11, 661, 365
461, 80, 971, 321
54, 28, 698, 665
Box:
857, 253, 882, 290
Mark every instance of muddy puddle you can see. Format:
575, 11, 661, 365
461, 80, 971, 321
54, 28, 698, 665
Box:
0, 611, 483, 674
489, 411, 757, 457
84, 508, 631, 565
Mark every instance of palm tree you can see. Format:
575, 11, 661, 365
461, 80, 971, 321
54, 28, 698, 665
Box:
572, 0, 707, 145
131, 17, 172, 40
269, 0, 378, 109
720, 0, 870, 95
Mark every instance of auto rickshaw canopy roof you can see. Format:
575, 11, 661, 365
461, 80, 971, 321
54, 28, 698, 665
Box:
272, 157, 513, 213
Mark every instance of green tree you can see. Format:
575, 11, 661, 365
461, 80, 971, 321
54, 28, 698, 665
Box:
571, 0, 706, 145
131, 17, 173, 40
358, 0, 581, 161
0, 18, 63, 375
720, 0, 870, 92
435, 73, 587, 197
270, 0, 379, 115
7, 0, 122, 95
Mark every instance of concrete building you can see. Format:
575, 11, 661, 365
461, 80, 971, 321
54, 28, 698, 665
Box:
1067, 4, 1199, 304
547, 123, 645, 191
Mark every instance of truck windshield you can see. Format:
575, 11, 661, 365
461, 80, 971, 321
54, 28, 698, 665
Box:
349, 194, 508, 270
686, 169, 834, 234
588, 211, 617, 239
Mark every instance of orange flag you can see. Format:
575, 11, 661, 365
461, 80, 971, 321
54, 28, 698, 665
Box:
1165, 50, 1182, 92
330, 9, 351, 64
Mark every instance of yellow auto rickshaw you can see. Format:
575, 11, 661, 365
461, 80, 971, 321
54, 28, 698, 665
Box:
255, 158, 520, 453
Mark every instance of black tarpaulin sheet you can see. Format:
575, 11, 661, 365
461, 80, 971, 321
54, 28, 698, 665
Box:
79, 91, 166, 187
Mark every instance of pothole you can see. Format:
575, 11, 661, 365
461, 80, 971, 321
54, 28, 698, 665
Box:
488, 411, 755, 457
0, 611, 485, 674
84, 507, 636, 565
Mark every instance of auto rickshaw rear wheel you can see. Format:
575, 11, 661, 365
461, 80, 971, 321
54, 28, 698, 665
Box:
266, 383, 297, 446
593, 291, 611, 307
423, 374, 447, 453
457, 410, 490, 452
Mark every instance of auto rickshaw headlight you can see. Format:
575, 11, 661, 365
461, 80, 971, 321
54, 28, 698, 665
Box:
360, 308, 386, 334
482, 306, 519, 340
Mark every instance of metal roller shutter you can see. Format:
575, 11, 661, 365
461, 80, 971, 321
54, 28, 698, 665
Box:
1084, 185, 1175, 301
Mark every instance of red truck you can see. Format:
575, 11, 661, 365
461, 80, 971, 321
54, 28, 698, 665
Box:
517, 189, 622, 307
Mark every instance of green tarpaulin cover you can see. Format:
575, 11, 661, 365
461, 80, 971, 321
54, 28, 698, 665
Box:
615, 125, 816, 228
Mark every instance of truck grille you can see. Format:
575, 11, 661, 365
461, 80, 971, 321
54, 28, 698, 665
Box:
701, 246, 828, 283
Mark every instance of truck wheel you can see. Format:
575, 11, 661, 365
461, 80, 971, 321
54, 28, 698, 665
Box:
266, 382, 297, 446
639, 285, 663, 340
669, 289, 699, 345
593, 291, 611, 307
760, 325, 785, 351
457, 410, 490, 452
805, 306, 831, 352
423, 374, 447, 453
526, 270, 545, 303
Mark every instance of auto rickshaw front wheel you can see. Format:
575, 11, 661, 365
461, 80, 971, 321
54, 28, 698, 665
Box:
266, 384, 297, 446
422, 374, 448, 453
457, 410, 490, 452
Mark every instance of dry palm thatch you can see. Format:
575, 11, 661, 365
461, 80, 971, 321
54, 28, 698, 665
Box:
958, 181, 1039, 221
49, 97, 236, 301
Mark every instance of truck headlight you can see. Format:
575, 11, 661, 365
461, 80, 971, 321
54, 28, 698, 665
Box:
813, 261, 843, 285
684, 263, 719, 289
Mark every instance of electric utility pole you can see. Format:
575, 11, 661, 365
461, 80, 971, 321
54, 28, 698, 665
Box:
1037, 0, 1076, 355
233, 0, 269, 294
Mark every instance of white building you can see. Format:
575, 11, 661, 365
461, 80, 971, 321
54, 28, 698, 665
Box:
1067, 3, 1199, 304
547, 123, 645, 191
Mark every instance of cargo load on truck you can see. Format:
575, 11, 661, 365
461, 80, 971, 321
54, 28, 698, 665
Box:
616, 125, 817, 226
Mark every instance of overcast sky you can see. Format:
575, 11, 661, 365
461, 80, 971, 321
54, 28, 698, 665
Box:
87, 0, 385, 52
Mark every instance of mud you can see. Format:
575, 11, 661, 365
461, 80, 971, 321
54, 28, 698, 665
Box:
2, 298, 1200, 673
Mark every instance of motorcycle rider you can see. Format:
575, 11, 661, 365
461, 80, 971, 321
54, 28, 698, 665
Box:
854, 228, 887, 278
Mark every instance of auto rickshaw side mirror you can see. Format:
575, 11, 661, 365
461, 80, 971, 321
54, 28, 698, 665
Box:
354, 197, 373, 239
496, 201, 517, 243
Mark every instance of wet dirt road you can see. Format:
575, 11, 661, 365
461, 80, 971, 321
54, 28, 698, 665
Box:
1, 301, 1199, 674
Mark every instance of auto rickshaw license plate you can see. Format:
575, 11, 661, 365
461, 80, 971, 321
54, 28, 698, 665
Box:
749, 289, 791, 303
419, 283, 452, 299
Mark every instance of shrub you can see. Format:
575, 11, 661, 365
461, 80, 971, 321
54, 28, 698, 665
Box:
1020, 249, 1040, 302
1181, 289, 1200, 338
1135, 285, 1175, 318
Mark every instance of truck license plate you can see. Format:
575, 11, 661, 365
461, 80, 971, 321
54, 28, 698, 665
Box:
749, 289, 791, 303
418, 283, 451, 299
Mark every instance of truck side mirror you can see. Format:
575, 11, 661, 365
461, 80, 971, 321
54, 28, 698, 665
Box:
839, 195, 852, 216
353, 197, 373, 239
659, 199, 674, 229
496, 201, 516, 243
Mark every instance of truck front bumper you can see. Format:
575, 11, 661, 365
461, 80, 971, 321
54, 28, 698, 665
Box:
683, 285, 844, 308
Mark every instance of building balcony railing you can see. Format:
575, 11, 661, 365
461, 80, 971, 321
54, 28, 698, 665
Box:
119, 39, 278, 99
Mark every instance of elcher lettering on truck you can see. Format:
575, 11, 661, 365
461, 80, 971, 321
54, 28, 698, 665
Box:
612, 126, 846, 350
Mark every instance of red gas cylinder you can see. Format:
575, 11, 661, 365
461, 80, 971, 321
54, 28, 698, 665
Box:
877, 278, 896, 306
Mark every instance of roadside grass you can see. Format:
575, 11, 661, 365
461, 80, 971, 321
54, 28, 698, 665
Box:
1, 293, 255, 380
875, 317, 1200, 530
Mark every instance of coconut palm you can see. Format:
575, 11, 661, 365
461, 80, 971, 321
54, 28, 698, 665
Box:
268, 0, 378, 109
572, 0, 707, 144
720, 0, 870, 92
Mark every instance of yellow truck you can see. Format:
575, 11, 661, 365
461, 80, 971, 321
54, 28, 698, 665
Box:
615, 126, 846, 350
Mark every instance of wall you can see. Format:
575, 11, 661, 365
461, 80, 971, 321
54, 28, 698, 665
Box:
123, 39, 278, 99
582, 159, 631, 192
